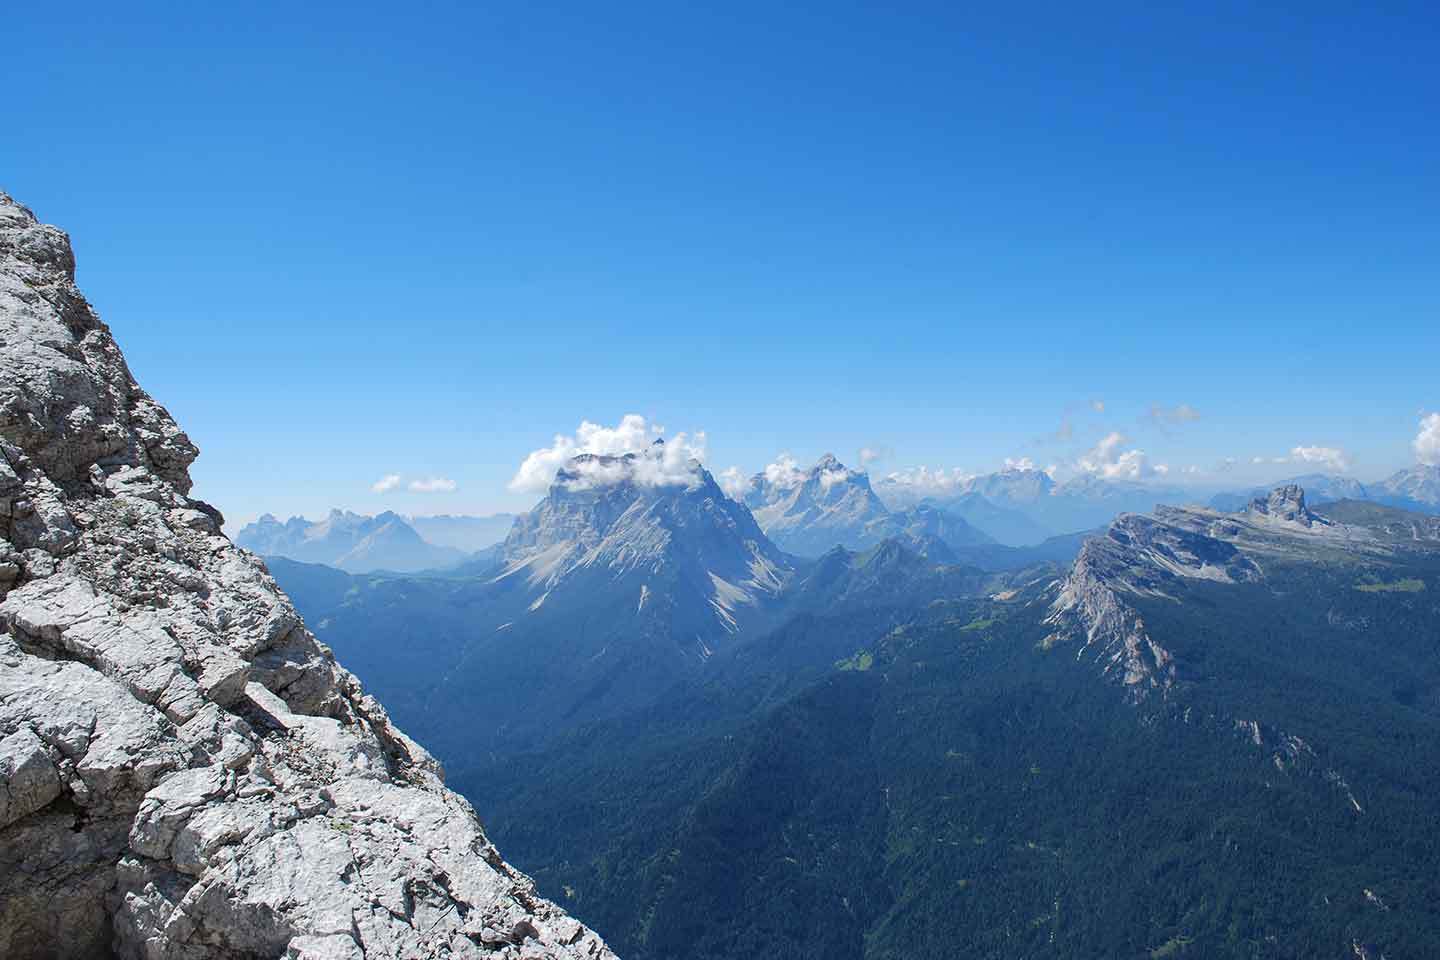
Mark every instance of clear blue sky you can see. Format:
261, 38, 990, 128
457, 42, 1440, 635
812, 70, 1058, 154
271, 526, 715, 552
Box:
7, 1, 1438, 525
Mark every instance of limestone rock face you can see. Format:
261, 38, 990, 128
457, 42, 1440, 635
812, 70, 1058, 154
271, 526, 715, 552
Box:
0, 192, 616, 960
1246, 483, 1322, 526
1044, 485, 1440, 697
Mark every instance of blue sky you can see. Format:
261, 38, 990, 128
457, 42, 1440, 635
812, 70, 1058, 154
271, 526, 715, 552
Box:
7, 1, 1438, 524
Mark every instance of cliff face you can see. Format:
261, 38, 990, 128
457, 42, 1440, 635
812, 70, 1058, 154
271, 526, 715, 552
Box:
0, 192, 615, 960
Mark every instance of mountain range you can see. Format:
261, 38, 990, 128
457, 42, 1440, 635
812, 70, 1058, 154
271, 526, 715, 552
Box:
1208, 467, 1440, 516
234, 508, 510, 573
10, 186, 1440, 959
267, 442, 1090, 763
273, 443, 806, 759
454, 485, 1440, 960
263, 469, 1440, 959
739, 454, 995, 556
1373, 464, 1440, 511
877, 465, 1202, 542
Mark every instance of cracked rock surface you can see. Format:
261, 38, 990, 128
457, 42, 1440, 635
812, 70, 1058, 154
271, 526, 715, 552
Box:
0, 192, 616, 960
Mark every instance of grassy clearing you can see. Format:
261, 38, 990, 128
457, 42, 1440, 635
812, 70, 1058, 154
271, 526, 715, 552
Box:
1355, 577, 1426, 593
835, 650, 875, 671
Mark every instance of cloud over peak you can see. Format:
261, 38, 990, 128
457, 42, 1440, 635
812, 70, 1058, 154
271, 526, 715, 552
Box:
509, 414, 708, 494
875, 465, 976, 497
717, 466, 751, 500
371, 474, 401, 494
761, 454, 807, 490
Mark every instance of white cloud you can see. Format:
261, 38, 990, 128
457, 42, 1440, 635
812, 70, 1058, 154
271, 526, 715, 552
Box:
371, 473, 401, 494
1075, 432, 1157, 481
875, 465, 976, 497
817, 459, 855, 490
1415, 412, 1440, 466
761, 454, 807, 490
858, 446, 887, 466
408, 477, 458, 493
717, 466, 751, 500
1003, 456, 1038, 472
1249, 445, 1353, 473
1288, 445, 1351, 472
509, 414, 708, 494
1091, 399, 1106, 413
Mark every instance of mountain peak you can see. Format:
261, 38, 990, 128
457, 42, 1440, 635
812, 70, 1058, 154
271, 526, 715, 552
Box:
1377, 463, 1440, 508
1247, 484, 1321, 526
551, 443, 706, 495
503, 451, 788, 610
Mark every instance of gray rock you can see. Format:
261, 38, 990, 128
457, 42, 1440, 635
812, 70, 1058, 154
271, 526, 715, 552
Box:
1247, 483, 1323, 526
1043, 485, 1432, 696
0, 191, 616, 959
0, 726, 62, 826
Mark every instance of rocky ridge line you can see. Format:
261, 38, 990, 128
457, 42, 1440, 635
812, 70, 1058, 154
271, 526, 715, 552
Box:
1040, 487, 1396, 695
0, 192, 616, 960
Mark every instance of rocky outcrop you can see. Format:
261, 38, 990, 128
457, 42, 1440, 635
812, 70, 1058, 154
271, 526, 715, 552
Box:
1043, 535, 1178, 697
1044, 498, 1269, 696
1043, 484, 1440, 696
0, 192, 615, 960
1246, 483, 1325, 526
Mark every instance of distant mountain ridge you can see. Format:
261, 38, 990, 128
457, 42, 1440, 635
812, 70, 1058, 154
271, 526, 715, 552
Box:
742, 454, 893, 555
280, 443, 803, 759
1209, 467, 1440, 516
1374, 463, 1440, 511
1208, 473, 1370, 512
466, 488, 1440, 960
878, 466, 1195, 543
741, 454, 994, 556
235, 509, 468, 572
271, 445, 1073, 762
